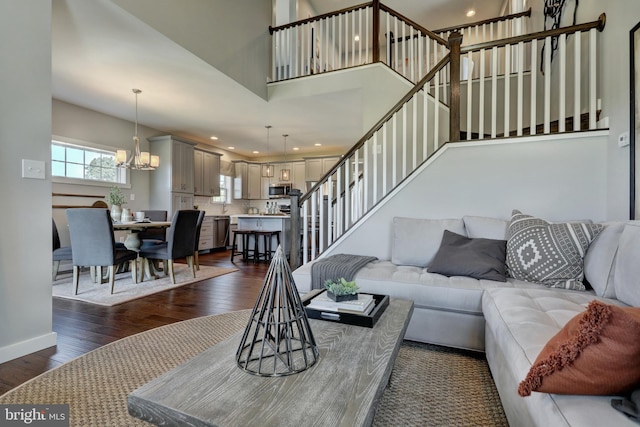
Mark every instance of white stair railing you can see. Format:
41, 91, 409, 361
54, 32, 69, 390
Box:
453, 14, 606, 141
292, 56, 450, 267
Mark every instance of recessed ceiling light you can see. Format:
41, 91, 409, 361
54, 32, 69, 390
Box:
354, 35, 360, 42
314, 143, 322, 147
253, 150, 259, 154
466, 9, 476, 17
292, 147, 299, 151
228, 146, 235, 150
210, 136, 219, 140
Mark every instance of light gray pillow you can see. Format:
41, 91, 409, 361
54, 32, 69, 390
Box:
583, 222, 625, 298
506, 210, 604, 291
613, 223, 640, 307
428, 230, 507, 282
463, 215, 509, 240
391, 217, 466, 267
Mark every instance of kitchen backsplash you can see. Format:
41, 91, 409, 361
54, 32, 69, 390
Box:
194, 196, 291, 216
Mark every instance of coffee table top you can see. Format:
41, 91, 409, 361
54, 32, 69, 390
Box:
128, 297, 413, 427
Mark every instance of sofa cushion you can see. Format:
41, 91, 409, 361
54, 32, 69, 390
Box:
613, 223, 640, 307
463, 215, 509, 240
518, 300, 640, 396
583, 222, 625, 298
391, 217, 465, 267
428, 230, 507, 282
506, 210, 604, 291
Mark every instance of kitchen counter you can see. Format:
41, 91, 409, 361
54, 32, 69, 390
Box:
235, 215, 291, 257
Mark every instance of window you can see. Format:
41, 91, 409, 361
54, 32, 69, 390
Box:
51, 138, 127, 185
211, 175, 232, 203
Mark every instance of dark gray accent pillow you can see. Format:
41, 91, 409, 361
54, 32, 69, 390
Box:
428, 230, 507, 282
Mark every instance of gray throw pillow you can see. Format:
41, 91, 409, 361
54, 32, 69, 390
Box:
506, 210, 604, 291
428, 230, 507, 282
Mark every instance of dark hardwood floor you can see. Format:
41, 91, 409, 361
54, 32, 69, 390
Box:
0, 250, 268, 395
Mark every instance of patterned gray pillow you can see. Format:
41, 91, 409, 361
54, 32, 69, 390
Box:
506, 210, 604, 290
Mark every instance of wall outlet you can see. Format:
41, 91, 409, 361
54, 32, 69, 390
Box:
22, 159, 45, 179
618, 132, 630, 148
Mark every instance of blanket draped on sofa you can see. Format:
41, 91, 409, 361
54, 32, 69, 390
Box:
310, 254, 378, 290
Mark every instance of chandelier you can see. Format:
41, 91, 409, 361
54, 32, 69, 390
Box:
280, 134, 290, 182
116, 89, 159, 170
262, 125, 274, 178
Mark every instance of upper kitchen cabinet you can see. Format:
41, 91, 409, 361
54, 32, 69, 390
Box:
292, 161, 306, 193
148, 135, 197, 216
233, 161, 261, 200
305, 156, 340, 182
194, 149, 221, 197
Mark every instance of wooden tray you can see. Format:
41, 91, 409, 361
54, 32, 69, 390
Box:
304, 293, 390, 328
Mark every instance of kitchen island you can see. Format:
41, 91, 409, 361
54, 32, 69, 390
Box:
235, 214, 292, 258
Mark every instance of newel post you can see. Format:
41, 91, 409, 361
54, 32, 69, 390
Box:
448, 31, 463, 142
289, 189, 302, 270
372, 0, 380, 63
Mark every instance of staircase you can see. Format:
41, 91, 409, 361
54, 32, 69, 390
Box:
270, 2, 607, 268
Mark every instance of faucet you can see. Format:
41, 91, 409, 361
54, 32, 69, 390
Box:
222, 202, 228, 213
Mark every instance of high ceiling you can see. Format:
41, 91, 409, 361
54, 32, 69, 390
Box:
52, 0, 504, 158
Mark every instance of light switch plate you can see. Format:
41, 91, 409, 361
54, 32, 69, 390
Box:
22, 159, 45, 179
618, 132, 630, 148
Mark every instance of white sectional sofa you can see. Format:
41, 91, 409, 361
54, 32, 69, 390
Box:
292, 215, 639, 427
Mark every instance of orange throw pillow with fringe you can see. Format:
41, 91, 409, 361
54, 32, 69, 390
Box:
519, 300, 640, 396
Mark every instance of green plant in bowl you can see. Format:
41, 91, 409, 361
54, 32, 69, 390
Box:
106, 186, 126, 207
324, 278, 360, 302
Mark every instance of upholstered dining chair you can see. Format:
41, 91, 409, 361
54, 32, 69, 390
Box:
139, 210, 168, 249
138, 210, 200, 285
193, 210, 205, 271
52, 218, 73, 281
66, 208, 138, 295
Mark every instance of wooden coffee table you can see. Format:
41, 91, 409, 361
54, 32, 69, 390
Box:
127, 297, 413, 426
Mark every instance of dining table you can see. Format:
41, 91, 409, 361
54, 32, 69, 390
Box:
113, 220, 172, 281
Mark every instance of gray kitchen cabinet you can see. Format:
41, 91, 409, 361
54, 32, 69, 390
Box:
304, 156, 340, 182
149, 135, 197, 217
233, 161, 262, 200
194, 149, 221, 196
198, 216, 214, 251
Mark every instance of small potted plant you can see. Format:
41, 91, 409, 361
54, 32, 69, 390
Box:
324, 277, 360, 302
106, 186, 126, 222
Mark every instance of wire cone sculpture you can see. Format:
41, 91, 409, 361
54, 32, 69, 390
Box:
236, 245, 319, 376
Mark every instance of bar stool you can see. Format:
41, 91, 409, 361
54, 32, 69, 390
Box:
253, 230, 281, 263
230, 229, 256, 262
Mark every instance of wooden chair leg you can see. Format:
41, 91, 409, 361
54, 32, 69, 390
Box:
194, 251, 200, 271
73, 265, 81, 295
90, 266, 97, 283
130, 259, 138, 284
52, 261, 60, 281
188, 255, 196, 278
109, 265, 116, 294
167, 259, 176, 284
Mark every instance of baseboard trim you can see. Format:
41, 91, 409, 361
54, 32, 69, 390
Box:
0, 332, 58, 364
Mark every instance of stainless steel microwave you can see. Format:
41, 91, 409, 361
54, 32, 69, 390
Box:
269, 184, 291, 198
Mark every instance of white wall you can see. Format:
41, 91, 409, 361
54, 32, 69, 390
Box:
0, 1, 57, 363
324, 132, 609, 260
112, 0, 271, 100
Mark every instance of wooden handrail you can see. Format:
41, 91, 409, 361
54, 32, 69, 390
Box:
300, 54, 451, 204
379, 4, 447, 46
269, 2, 372, 34
461, 13, 606, 54
433, 8, 532, 34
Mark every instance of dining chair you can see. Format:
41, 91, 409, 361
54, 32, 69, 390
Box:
52, 218, 73, 281
193, 210, 205, 271
139, 210, 168, 249
138, 210, 200, 284
66, 208, 138, 295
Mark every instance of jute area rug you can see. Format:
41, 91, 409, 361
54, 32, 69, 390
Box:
0, 310, 508, 426
52, 264, 238, 306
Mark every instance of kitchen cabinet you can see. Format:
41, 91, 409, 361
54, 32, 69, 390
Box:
233, 161, 262, 200
194, 149, 221, 196
292, 161, 306, 193
198, 216, 214, 250
305, 156, 340, 182
149, 135, 197, 217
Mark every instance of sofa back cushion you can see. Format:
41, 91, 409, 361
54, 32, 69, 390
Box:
583, 222, 625, 298
391, 217, 466, 267
613, 222, 640, 307
463, 216, 509, 240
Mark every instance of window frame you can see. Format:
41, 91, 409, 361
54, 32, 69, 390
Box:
211, 174, 232, 204
51, 135, 130, 188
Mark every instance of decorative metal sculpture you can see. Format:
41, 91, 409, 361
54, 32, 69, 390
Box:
236, 245, 319, 376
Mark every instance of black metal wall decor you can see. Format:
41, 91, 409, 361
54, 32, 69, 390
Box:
236, 245, 319, 376
541, 0, 579, 73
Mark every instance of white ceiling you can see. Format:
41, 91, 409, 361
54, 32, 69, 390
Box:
52, 0, 504, 159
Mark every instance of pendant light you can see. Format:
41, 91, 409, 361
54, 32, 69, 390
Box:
262, 125, 274, 178
116, 89, 159, 170
280, 134, 290, 182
